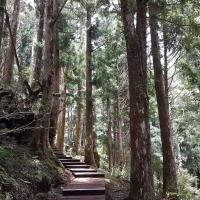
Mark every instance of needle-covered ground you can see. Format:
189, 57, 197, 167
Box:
0, 145, 68, 200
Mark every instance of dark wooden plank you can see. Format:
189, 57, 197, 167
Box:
61, 159, 81, 162
63, 162, 85, 165
59, 195, 105, 200
68, 168, 97, 172
73, 172, 105, 178
57, 155, 72, 159
65, 165, 90, 168
70, 178, 105, 187
62, 188, 105, 196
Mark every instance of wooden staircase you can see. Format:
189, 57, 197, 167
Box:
53, 148, 105, 200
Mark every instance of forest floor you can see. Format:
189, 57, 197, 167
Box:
0, 144, 130, 200
0, 145, 70, 200
105, 176, 129, 200
0, 144, 135, 200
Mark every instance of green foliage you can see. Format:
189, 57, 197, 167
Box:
177, 168, 200, 200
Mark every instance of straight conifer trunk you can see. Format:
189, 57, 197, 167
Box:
2, 0, 20, 87
120, 0, 154, 199
84, 7, 96, 166
32, 1, 44, 89
106, 98, 113, 171
149, 4, 178, 197
56, 84, 67, 152
75, 80, 82, 155
117, 94, 124, 168
0, 0, 6, 48
41, 0, 54, 151
49, 0, 60, 146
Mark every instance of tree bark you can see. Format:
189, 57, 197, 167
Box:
106, 98, 113, 171
112, 102, 117, 167
49, 0, 60, 147
163, 24, 170, 112
75, 80, 82, 155
84, 7, 96, 167
120, 0, 154, 199
149, 4, 178, 197
31, 1, 45, 89
117, 93, 124, 169
56, 83, 67, 152
2, 0, 20, 87
0, 0, 6, 48
41, 0, 54, 152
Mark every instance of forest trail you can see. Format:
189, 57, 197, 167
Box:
53, 148, 106, 200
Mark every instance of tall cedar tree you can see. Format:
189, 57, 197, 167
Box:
116, 93, 124, 168
120, 0, 155, 199
49, 0, 60, 147
75, 80, 82, 155
84, 6, 96, 166
106, 98, 113, 171
31, 0, 45, 89
0, 0, 6, 48
56, 68, 67, 151
149, 3, 178, 198
2, 0, 20, 87
41, 0, 54, 151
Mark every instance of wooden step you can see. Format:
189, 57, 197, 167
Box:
63, 162, 86, 165
60, 195, 105, 200
73, 172, 105, 178
57, 155, 72, 159
65, 165, 90, 169
54, 153, 65, 156
62, 188, 105, 196
54, 152, 64, 155
68, 168, 97, 173
60, 159, 80, 162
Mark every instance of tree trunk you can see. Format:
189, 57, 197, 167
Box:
120, 0, 154, 199
75, 80, 82, 155
49, 0, 60, 147
149, 4, 178, 197
41, 0, 54, 152
0, 0, 6, 48
112, 102, 117, 167
106, 98, 113, 171
31, 1, 44, 89
56, 83, 67, 152
84, 7, 96, 167
163, 24, 170, 113
117, 93, 124, 169
2, 0, 20, 87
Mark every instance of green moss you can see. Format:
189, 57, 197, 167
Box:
0, 146, 65, 200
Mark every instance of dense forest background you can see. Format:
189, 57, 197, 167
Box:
0, 0, 200, 200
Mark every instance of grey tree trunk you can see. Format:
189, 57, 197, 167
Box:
56, 85, 67, 152
75, 80, 82, 155
0, 0, 6, 48
41, 0, 54, 151
84, 7, 96, 167
106, 98, 113, 171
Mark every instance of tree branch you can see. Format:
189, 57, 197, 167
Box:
52, 0, 68, 25
5, 9, 22, 76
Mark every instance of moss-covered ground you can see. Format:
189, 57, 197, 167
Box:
0, 145, 67, 200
